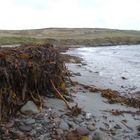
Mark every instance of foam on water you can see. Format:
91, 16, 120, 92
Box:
66, 45, 140, 95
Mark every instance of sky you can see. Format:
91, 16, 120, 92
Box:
0, 0, 140, 30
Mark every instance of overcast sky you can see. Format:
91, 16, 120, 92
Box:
0, 0, 140, 30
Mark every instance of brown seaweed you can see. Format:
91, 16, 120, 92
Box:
0, 44, 66, 121
79, 84, 140, 108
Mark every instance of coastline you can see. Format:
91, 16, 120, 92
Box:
1, 44, 140, 140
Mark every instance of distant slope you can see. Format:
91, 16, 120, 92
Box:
0, 28, 140, 45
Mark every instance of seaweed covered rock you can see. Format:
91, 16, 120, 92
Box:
0, 44, 66, 121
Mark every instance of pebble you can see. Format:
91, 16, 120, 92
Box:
67, 117, 74, 121
44, 119, 50, 124
67, 121, 77, 129
56, 128, 64, 136
137, 125, 140, 131
53, 117, 61, 124
34, 123, 42, 129
47, 123, 55, 129
24, 118, 35, 125
85, 113, 92, 120
19, 125, 32, 132
10, 130, 24, 137
30, 129, 36, 136
95, 71, 99, 74
59, 120, 69, 130
70, 59, 76, 63
20, 101, 40, 115
121, 76, 127, 80
81, 62, 87, 66
46, 92, 55, 98
87, 124, 96, 131
34, 113, 45, 120
5, 120, 15, 128
74, 117, 83, 123
81, 136, 90, 140
73, 72, 81, 76
76, 126, 90, 136
92, 132, 112, 140
39, 134, 50, 140
114, 124, 122, 129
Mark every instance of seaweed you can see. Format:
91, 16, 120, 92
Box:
80, 84, 140, 108
0, 44, 67, 121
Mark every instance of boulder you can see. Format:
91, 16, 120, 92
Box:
20, 101, 39, 115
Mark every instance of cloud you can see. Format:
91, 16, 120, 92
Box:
0, 0, 140, 30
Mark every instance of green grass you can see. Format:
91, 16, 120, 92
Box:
0, 37, 44, 45
0, 28, 140, 45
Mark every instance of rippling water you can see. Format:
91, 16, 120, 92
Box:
66, 45, 140, 96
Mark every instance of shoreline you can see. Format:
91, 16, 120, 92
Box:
64, 45, 140, 94
1, 44, 140, 140
62, 45, 140, 139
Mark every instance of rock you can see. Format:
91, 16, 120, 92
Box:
65, 130, 81, 140
85, 113, 92, 120
56, 129, 64, 137
121, 85, 125, 88
10, 130, 25, 139
20, 101, 40, 115
137, 125, 140, 131
34, 113, 45, 120
70, 59, 76, 63
77, 64, 82, 67
53, 117, 61, 124
87, 124, 96, 131
134, 91, 140, 100
89, 70, 92, 73
59, 120, 69, 130
46, 92, 55, 98
76, 126, 90, 136
73, 72, 81, 76
92, 132, 112, 140
74, 117, 83, 123
67, 117, 74, 121
81, 136, 90, 140
0, 127, 4, 135
5, 120, 15, 128
95, 71, 99, 74
67, 121, 77, 129
39, 134, 50, 140
81, 62, 87, 66
121, 76, 127, 80
39, 119, 49, 125
19, 125, 32, 132
47, 123, 56, 129
24, 118, 35, 125
30, 129, 36, 136
114, 124, 122, 129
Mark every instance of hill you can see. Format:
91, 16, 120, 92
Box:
0, 28, 140, 46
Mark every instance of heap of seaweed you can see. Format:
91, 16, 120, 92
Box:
0, 44, 66, 121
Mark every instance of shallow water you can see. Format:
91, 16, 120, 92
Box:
66, 45, 140, 96
64, 45, 140, 139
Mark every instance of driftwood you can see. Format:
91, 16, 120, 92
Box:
51, 80, 71, 109
0, 44, 67, 121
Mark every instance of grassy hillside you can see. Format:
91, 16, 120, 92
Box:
0, 28, 140, 45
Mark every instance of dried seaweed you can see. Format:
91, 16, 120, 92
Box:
103, 109, 140, 116
0, 44, 67, 121
80, 84, 140, 108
